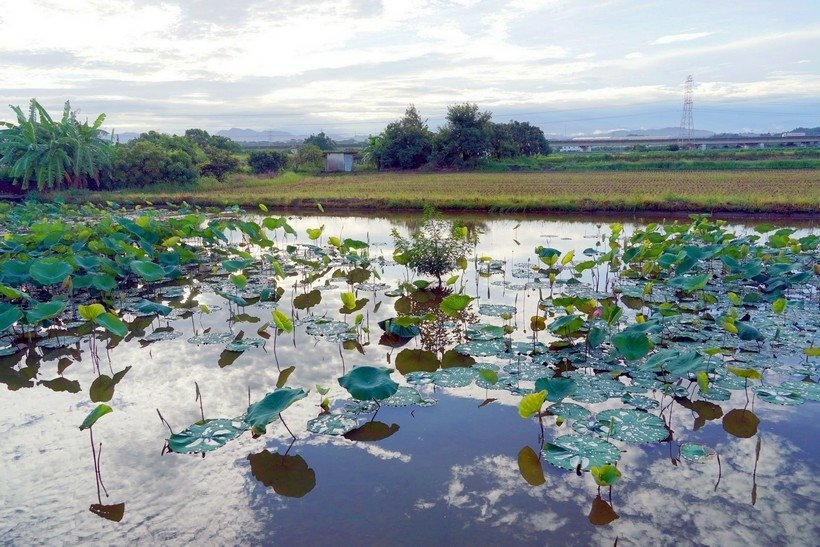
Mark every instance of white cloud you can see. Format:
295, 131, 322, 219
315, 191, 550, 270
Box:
651, 31, 713, 45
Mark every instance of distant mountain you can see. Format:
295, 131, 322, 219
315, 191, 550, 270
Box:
790, 127, 820, 136
216, 128, 301, 142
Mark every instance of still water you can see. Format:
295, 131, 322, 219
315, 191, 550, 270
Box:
1, 213, 818, 546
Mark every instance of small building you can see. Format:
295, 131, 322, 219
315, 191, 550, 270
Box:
324, 151, 356, 172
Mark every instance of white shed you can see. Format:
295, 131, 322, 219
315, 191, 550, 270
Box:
324, 152, 355, 172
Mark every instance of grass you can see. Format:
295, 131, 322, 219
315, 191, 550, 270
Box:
57, 169, 820, 214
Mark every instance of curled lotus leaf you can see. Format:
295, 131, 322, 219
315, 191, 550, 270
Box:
245, 388, 309, 435
542, 434, 620, 471
306, 413, 359, 436
167, 418, 248, 453
338, 366, 399, 401
594, 408, 669, 444
378, 317, 420, 339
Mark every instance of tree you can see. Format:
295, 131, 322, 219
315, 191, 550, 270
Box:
200, 147, 240, 181
432, 103, 493, 167
303, 131, 336, 151
103, 132, 198, 188
391, 208, 473, 286
490, 121, 550, 158
374, 105, 433, 169
184, 128, 241, 152
0, 99, 113, 190
248, 150, 289, 174
291, 144, 324, 172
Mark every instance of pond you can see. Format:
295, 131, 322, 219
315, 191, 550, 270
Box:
0, 203, 818, 546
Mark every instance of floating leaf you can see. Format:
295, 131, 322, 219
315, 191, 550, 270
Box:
594, 409, 668, 444
680, 443, 715, 463
168, 418, 247, 453
722, 409, 759, 438
535, 377, 577, 403
395, 349, 439, 374
542, 434, 620, 471
338, 366, 398, 401
306, 413, 358, 436
612, 331, 654, 361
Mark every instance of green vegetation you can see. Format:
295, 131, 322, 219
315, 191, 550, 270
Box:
303, 131, 336, 151
0, 99, 112, 190
247, 150, 289, 174
62, 169, 820, 214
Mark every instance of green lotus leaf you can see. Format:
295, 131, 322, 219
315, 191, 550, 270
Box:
535, 377, 578, 403
454, 339, 507, 357
591, 464, 621, 486
668, 273, 710, 292
25, 299, 67, 324
549, 314, 585, 337
0, 259, 31, 285
221, 258, 253, 272
29, 259, 73, 286
306, 413, 359, 436
612, 331, 654, 361
478, 303, 517, 317
0, 303, 23, 331
131, 299, 172, 316
518, 390, 547, 418
754, 386, 804, 406
378, 317, 420, 338
130, 260, 165, 282
595, 408, 669, 444
680, 443, 715, 463
440, 294, 473, 316
466, 323, 506, 341
79, 404, 112, 430
542, 434, 620, 471
94, 312, 128, 338
167, 418, 248, 453
272, 310, 293, 333
244, 387, 308, 435
338, 366, 399, 401
736, 321, 764, 341
546, 402, 591, 421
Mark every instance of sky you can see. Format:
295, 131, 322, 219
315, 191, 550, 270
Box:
1, 0, 819, 137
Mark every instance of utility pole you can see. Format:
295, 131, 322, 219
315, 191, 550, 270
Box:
679, 75, 694, 148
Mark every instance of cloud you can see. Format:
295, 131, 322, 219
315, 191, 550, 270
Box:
651, 31, 713, 45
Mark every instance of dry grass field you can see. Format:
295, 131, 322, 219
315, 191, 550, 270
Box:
65, 170, 820, 214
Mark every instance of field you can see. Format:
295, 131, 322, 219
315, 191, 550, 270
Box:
62, 169, 820, 214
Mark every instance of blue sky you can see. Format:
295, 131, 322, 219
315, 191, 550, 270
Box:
1, 0, 818, 136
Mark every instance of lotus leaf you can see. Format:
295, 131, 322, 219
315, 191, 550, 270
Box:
612, 331, 654, 361
94, 312, 128, 338
594, 409, 669, 444
680, 443, 715, 463
754, 386, 804, 406
338, 366, 399, 401
245, 387, 308, 435
25, 300, 67, 324
306, 414, 359, 436
130, 260, 165, 282
546, 402, 591, 421
535, 377, 577, 403
542, 434, 620, 471
29, 259, 73, 286
478, 304, 517, 317
79, 404, 112, 430
0, 304, 23, 331
518, 446, 546, 486
454, 339, 507, 357
466, 323, 506, 341
187, 332, 235, 345
549, 315, 585, 337
431, 367, 476, 388
167, 418, 248, 453
378, 317, 420, 338
440, 294, 473, 316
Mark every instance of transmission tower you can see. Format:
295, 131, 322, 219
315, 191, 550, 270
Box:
678, 75, 694, 147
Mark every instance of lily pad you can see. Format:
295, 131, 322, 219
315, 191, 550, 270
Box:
338, 366, 399, 401
754, 386, 805, 406
680, 443, 715, 463
546, 402, 591, 421
167, 418, 248, 453
594, 409, 669, 444
478, 303, 517, 317
306, 413, 359, 436
542, 434, 620, 471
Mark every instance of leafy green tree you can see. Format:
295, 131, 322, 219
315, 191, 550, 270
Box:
433, 103, 493, 167
200, 147, 240, 181
103, 133, 198, 188
0, 99, 112, 190
391, 208, 473, 286
291, 144, 324, 172
374, 105, 433, 169
490, 121, 550, 158
184, 128, 241, 152
248, 150, 289, 174
303, 131, 336, 151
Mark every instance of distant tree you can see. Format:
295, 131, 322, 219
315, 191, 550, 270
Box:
490, 121, 550, 158
292, 144, 324, 172
103, 134, 198, 189
359, 135, 383, 169
248, 150, 289, 174
200, 147, 240, 181
184, 128, 241, 152
0, 99, 113, 190
433, 103, 493, 167
303, 131, 336, 151
375, 105, 433, 169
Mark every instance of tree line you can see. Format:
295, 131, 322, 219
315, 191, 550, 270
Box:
0, 99, 550, 191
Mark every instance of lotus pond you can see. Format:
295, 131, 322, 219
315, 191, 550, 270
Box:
0, 201, 818, 546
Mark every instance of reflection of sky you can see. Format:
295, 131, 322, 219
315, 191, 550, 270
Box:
0, 215, 817, 545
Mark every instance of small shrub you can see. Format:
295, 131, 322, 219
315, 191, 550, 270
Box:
248, 150, 289, 174
391, 208, 473, 285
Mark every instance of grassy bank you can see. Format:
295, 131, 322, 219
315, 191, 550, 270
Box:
56, 169, 820, 214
